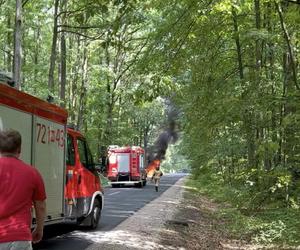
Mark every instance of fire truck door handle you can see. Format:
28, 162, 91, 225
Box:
78, 175, 81, 185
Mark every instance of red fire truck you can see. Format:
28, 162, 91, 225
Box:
107, 146, 147, 187
0, 82, 104, 229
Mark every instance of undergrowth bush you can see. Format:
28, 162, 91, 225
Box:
186, 166, 300, 245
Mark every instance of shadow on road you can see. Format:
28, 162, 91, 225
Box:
33, 223, 93, 250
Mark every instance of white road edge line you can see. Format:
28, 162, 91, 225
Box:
107, 191, 121, 196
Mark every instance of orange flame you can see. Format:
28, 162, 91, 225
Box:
146, 159, 160, 177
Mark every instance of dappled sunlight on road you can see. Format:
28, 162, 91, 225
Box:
72, 229, 185, 250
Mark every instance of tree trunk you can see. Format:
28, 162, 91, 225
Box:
253, 0, 261, 149
69, 35, 81, 124
231, 6, 243, 80
34, 25, 41, 83
60, 32, 66, 107
231, 4, 256, 168
254, 0, 261, 70
275, 2, 298, 90
103, 38, 114, 145
48, 0, 59, 93
266, 2, 276, 168
143, 124, 150, 166
77, 39, 88, 130
13, 0, 22, 89
60, 0, 67, 107
7, 14, 12, 73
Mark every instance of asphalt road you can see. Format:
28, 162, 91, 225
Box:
34, 174, 184, 250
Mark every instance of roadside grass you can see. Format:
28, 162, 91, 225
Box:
185, 174, 300, 246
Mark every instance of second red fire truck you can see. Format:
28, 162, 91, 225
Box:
106, 146, 147, 187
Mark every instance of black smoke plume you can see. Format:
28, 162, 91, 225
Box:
147, 101, 179, 164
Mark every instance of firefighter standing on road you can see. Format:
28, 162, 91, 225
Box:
152, 166, 163, 192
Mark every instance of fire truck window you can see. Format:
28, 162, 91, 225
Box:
117, 154, 130, 172
66, 135, 75, 166
77, 139, 87, 167
86, 144, 94, 168
77, 139, 94, 171
140, 154, 144, 169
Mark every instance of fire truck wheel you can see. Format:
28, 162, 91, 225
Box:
89, 199, 101, 229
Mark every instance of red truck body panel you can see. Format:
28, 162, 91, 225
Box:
65, 128, 101, 200
0, 83, 67, 124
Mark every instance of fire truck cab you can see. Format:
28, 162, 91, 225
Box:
0, 82, 104, 229
107, 146, 147, 187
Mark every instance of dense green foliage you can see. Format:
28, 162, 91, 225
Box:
148, 0, 300, 210
147, 0, 300, 244
0, 0, 173, 159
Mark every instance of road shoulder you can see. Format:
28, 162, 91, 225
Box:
85, 175, 186, 250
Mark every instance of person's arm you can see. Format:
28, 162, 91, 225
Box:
32, 200, 46, 243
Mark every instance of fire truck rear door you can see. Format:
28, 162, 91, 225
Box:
32, 116, 65, 221
117, 153, 130, 173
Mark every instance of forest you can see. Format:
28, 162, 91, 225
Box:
1, 0, 300, 245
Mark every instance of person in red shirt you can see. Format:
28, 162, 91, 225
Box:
0, 129, 46, 250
